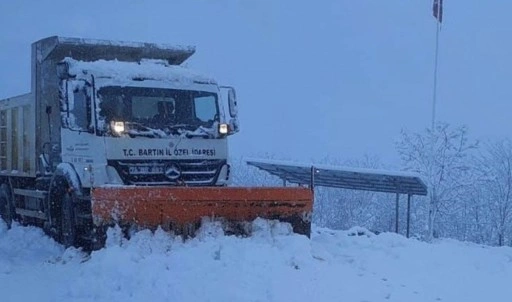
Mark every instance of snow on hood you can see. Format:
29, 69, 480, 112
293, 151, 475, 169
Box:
123, 121, 219, 139
62, 57, 217, 85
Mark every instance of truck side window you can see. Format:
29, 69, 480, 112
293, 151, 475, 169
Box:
66, 87, 90, 131
62, 80, 91, 132
68, 88, 90, 131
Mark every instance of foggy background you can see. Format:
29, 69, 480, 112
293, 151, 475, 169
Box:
1, 0, 511, 166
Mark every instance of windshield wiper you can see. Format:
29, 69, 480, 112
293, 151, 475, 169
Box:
125, 122, 165, 138
167, 123, 197, 131
185, 132, 210, 138
125, 122, 152, 131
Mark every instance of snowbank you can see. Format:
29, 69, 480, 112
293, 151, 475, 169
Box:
1, 220, 512, 302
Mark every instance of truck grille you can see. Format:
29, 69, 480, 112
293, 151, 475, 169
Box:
108, 159, 226, 186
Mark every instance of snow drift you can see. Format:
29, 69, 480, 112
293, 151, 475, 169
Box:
1, 220, 512, 302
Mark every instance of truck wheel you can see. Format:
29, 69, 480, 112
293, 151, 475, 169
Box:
60, 191, 77, 248
0, 183, 15, 228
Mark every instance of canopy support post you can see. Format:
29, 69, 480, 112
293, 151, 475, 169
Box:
407, 194, 412, 238
395, 193, 400, 234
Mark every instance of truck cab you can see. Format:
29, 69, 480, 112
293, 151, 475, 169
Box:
57, 57, 239, 188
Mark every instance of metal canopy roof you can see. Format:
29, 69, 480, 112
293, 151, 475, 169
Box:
246, 159, 428, 196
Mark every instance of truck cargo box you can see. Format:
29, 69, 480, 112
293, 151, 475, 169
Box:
0, 93, 36, 176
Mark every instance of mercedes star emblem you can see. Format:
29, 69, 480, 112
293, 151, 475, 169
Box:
164, 164, 181, 180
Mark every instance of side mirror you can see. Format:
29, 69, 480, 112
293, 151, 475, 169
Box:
227, 87, 238, 118
66, 80, 75, 111
220, 86, 240, 134
229, 118, 240, 134
57, 61, 70, 79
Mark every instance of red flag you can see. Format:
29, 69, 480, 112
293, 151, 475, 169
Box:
433, 0, 443, 23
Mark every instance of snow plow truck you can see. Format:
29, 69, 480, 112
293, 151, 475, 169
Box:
0, 36, 313, 249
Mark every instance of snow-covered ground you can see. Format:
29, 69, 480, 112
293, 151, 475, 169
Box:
1, 220, 512, 302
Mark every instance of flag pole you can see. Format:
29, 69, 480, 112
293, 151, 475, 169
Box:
428, 0, 443, 241
432, 20, 441, 130
431, 0, 442, 130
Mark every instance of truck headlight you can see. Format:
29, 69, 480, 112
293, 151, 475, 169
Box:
111, 121, 125, 134
219, 123, 229, 135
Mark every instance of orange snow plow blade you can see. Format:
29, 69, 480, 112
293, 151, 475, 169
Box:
91, 187, 313, 237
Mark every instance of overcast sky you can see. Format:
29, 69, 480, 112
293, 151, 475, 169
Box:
1, 0, 510, 167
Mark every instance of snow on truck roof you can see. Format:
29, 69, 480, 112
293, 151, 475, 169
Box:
64, 58, 217, 85
34, 36, 195, 65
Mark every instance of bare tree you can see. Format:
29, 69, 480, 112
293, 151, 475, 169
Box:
313, 154, 393, 232
396, 122, 477, 241
474, 139, 512, 246
460, 184, 493, 244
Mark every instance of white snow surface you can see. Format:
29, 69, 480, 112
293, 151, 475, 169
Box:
1, 220, 512, 302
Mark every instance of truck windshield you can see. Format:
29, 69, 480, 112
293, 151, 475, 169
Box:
97, 86, 219, 135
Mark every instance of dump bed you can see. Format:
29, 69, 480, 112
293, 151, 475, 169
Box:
33, 36, 195, 65
0, 93, 36, 176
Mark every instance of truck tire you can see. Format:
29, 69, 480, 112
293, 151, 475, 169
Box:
48, 164, 82, 248
0, 183, 15, 228
60, 190, 76, 248
48, 175, 78, 248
